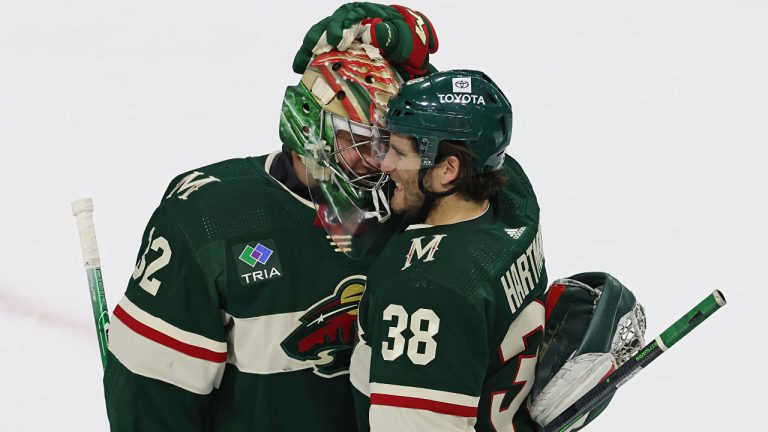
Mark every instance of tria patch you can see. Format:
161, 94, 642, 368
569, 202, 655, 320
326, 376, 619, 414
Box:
233, 239, 284, 286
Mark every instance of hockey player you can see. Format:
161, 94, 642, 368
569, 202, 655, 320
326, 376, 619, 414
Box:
102, 5, 438, 431
350, 70, 548, 432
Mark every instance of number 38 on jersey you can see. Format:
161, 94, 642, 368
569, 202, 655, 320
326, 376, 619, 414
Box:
381, 304, 441, 365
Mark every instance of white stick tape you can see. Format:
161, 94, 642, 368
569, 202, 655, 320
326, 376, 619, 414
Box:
72, 198, 101, 269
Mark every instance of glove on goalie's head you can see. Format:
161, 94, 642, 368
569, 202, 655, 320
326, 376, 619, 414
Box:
293, 3, 439, 80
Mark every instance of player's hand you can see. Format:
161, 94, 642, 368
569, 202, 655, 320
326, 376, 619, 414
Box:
292, 3, 439, 79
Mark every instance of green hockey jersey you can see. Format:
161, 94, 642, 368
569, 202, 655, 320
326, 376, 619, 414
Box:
104, 152, 381, 431
350, 156, 547, 432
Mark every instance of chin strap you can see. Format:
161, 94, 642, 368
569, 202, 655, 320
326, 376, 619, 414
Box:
403, 169, 439, 223
411, 167, 469, 223
417, 167, 463, 198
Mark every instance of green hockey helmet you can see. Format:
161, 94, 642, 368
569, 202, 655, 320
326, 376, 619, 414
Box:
383, 70, 512, 173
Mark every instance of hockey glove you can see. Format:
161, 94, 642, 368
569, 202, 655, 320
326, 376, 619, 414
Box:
529, 273, 646, 431
292, 2, 439, 79
529, 352, 617, 428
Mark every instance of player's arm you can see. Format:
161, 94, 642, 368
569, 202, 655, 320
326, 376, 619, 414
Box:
104, 203, 227, 431
366, 284, 489, 432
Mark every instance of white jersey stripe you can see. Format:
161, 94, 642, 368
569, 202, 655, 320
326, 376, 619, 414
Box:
225, 310, 314, 374
109, 314, 225, 394
370, 404, 477, 432
350, 338, 372, 396
118, 296, 226, 353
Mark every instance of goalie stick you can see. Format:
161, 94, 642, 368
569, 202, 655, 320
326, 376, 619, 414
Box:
72, 198, 111, 370
541, 290, 727, 432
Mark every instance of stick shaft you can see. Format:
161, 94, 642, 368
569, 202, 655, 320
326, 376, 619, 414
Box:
72, 198, 111, 369
541, 290, 726, 432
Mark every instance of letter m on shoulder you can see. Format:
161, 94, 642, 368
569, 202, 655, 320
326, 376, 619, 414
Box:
401, 234, 447, 270
166, 172, 220, 200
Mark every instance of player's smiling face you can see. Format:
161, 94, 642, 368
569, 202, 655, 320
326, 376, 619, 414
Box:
380, 132, 425, 216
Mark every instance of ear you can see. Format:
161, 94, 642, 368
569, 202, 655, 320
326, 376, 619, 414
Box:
437, 155, 461, 187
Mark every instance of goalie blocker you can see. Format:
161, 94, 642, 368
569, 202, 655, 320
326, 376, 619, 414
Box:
529, 272, 646, 431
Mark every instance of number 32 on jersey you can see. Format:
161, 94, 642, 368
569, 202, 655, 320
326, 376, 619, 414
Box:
132, 226, 172, 296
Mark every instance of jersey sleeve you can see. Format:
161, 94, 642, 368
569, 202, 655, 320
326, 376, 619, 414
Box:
104, 202, 227, 431
366, 281, 490, 432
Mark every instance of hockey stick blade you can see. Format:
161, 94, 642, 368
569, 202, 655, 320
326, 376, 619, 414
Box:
541, 290, 727, 432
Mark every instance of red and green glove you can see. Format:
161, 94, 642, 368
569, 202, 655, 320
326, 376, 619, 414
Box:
292, 2, 439, 80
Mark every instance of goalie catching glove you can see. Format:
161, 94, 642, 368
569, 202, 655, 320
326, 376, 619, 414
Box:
529, 272, 646, 431
292, 2, 439, 79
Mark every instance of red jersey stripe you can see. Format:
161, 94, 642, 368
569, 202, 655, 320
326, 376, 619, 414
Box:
113, 305, 227, 363
371, 393, 478, 418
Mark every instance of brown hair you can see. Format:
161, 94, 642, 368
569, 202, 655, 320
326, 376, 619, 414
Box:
434, 140, 507, 202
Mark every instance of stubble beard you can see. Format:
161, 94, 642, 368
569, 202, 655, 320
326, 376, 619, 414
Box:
392, 178, 426, 217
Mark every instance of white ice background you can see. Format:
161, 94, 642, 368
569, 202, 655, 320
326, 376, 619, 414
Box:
1, 1, 765, 430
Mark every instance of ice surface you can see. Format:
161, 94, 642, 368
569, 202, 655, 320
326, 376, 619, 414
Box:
1, 1, 765, 430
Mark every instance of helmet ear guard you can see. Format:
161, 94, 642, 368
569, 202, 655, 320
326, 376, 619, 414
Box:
416, 136, 439, 169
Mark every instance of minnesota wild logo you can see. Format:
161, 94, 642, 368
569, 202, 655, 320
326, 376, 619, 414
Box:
280, 275, 365, 378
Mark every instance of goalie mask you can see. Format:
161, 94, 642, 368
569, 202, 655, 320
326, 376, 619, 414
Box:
279, 46, 403, 257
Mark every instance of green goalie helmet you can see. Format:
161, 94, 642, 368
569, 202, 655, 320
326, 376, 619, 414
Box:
383, 69, 512, 173
279, 46, 404, 258
280, 46, 403, 198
